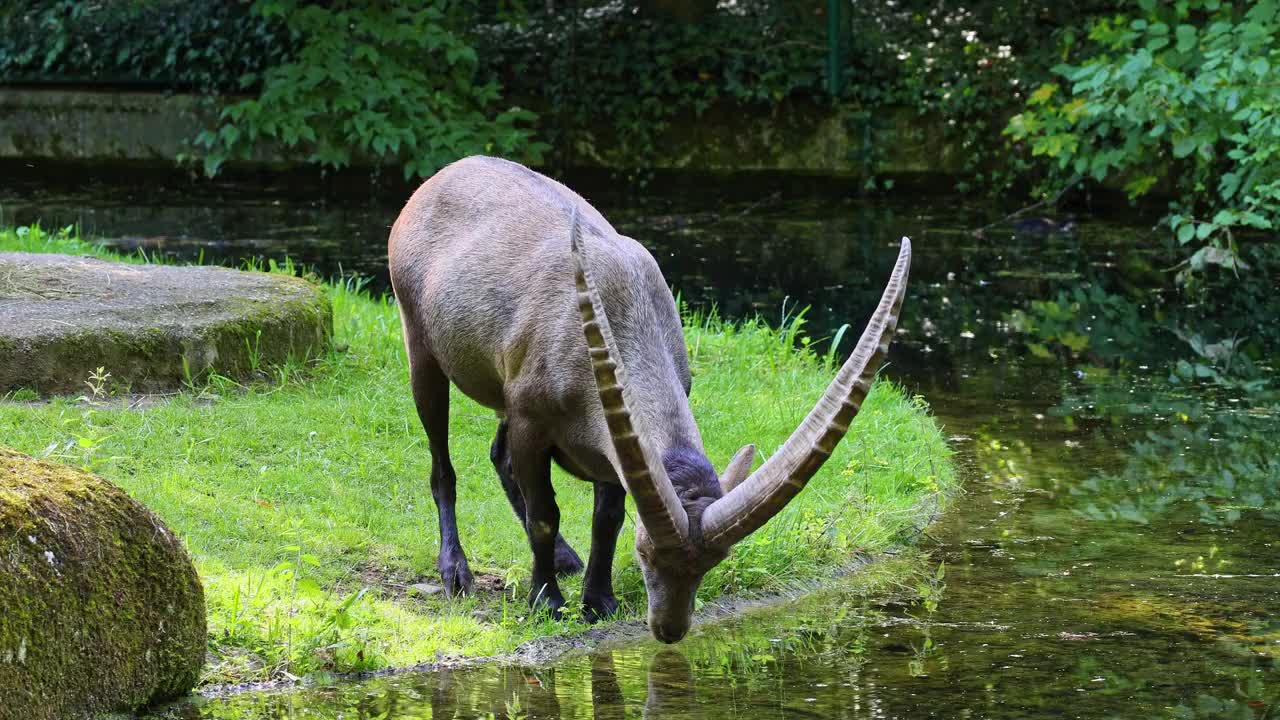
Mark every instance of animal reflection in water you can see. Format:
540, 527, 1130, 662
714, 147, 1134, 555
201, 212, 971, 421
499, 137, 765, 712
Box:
387, 650, 697, 720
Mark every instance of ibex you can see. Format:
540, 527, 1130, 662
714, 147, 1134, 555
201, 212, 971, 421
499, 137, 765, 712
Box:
388, 156, 910, 643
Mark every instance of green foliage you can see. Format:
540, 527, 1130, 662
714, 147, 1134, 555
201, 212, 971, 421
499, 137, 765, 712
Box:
835, 1, 1116, 194
193, 1, 545, 178
0, 224, 103, 256
0, 1, 288, 90
485, 3, 827, 179
1006, 0, 1280, 282
479, 1, 1140, 190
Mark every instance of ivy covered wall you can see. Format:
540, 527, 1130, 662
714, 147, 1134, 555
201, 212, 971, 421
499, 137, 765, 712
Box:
0, 0, 1119, 185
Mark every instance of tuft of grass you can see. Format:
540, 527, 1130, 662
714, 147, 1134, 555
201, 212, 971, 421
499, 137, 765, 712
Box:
0, 225, 955, 684
1, 224, 106, 256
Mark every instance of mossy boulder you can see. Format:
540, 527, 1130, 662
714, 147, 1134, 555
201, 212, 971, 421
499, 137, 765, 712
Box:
0, 252, 332, 395
0, 448, 206, 719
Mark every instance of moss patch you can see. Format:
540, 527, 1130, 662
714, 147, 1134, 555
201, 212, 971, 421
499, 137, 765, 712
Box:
0, 449, 206, 719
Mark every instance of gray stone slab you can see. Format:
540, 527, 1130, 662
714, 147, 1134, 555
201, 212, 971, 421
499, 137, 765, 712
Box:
0, 252, 331, 394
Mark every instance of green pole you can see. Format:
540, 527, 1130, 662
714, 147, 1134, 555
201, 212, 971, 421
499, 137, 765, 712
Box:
826, 0, 844, 96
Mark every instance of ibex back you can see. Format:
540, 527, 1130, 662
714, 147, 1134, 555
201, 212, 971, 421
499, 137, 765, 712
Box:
388, 156, 911, 643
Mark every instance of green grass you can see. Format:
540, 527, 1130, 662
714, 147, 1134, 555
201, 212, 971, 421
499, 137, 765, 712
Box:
0, 225, 955, 684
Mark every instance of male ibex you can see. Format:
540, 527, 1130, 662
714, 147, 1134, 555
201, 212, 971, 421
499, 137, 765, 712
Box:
388, 156, 910, 643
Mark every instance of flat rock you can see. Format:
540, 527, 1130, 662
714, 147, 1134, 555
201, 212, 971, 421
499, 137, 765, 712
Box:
0, 252, 331, 394
408, 582, 444, 597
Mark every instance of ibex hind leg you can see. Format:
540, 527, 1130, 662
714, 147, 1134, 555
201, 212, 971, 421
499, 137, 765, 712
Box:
490, 421, 584, 577
408, 348, 474, 597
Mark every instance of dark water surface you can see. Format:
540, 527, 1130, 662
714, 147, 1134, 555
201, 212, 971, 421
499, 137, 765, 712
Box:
4, 170, 1277, 718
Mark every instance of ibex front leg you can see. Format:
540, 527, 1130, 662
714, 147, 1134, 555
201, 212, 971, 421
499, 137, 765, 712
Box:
583, 482, 625, 622
508, 418, 566, 616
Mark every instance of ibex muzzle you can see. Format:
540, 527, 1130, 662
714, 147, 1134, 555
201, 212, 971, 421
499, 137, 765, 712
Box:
388, 156, 910, 643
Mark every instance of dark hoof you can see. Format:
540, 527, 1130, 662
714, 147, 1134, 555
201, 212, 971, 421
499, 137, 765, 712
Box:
529, 582, 566, 619
438, 555, 474, 598
582, 592, 620, 623
553, 537, 585, 577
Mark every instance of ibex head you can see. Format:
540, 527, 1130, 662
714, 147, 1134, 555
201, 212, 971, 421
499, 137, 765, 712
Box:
570, 211, 912, 643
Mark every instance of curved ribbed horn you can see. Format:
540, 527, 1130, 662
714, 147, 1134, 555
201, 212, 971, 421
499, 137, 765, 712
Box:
570, 208, 690, 549
719, 444, 756, 494
701, 237, 912, 548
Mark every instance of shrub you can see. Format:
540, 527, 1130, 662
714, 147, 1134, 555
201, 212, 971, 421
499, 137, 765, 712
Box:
1006, 0, 1280, 284
193, 1, 545, 178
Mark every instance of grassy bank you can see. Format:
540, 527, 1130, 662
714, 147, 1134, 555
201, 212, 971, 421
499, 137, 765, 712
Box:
0, 226, 955, 684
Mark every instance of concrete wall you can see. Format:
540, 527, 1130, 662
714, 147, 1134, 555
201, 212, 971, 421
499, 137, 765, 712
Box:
568, 100, 962, 177
0, 90, 216, 164
0, 88, 961, 178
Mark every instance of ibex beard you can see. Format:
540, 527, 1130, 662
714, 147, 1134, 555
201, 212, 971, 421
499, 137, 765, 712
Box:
388, 156, 911, 643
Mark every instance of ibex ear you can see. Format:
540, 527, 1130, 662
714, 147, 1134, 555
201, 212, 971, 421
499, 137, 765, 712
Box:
719, 444, 756, 493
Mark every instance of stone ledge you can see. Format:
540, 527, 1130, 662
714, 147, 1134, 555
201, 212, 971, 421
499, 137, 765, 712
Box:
0, 87, 961, 177
0, 252, 332, 394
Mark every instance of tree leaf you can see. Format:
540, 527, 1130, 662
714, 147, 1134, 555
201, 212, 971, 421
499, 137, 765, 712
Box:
1173, 136, 1198, 158
1175, 25, 1197, 52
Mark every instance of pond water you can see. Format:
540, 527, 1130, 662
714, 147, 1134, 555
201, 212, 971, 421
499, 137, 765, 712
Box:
3, 168, 1277, 718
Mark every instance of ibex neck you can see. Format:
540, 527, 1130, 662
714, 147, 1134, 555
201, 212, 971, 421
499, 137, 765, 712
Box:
615, 352, 703, 460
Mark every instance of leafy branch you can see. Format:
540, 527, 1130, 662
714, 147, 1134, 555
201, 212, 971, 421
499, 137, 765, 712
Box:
1005, 0, 1280, 284
192, 0, 546, 178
